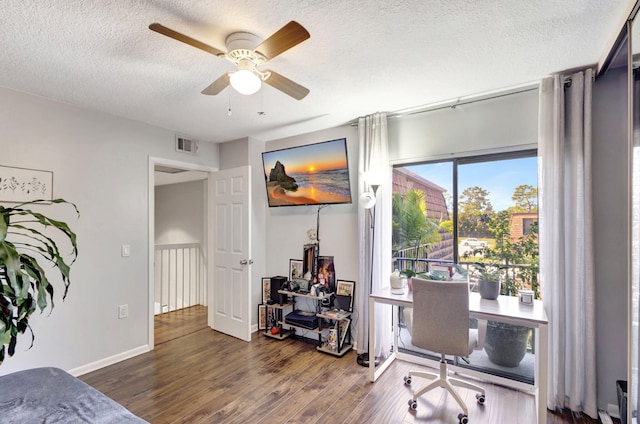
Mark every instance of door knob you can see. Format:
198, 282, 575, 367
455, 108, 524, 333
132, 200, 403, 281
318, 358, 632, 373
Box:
240, 259, 254, 265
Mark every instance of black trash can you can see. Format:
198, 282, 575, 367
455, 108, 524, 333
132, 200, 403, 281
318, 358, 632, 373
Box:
617, 380, 627, 424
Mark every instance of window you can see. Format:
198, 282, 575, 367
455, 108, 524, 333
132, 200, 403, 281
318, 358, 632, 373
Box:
522, 218, 535, 235
392, 150, 539, 384
393, 151, 538, 283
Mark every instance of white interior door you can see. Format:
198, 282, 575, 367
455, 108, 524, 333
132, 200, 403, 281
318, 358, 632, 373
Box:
208, 165, 252, 341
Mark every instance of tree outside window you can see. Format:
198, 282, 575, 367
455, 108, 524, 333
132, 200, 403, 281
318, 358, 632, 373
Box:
392, 153, 539, 298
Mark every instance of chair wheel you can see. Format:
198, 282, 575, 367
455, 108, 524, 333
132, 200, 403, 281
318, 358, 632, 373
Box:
404, 376, 412, 385
458, 413, 469, 424
408, 399, 417, 410
476, 393, 486, 404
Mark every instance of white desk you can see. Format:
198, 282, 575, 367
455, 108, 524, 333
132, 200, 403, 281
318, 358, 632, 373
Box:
369, 288, 548, 424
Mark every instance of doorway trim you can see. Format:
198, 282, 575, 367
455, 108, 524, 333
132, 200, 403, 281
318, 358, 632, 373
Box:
148, 156, 218, 348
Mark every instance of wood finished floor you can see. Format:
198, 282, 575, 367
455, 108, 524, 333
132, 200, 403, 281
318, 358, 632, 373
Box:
80, 306, 609, 423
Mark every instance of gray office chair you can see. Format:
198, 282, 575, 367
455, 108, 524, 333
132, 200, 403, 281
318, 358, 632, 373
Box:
403, 277, 486, 424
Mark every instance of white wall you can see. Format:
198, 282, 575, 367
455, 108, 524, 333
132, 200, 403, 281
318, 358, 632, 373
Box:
592, 66, 630, 411
264, 125, 360, 296
155, 180, 205, 245
0, 86, 219, 375
388, 88, 539, 163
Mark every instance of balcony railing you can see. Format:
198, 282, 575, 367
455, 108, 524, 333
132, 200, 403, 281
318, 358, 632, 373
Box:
154, 243, 206, 315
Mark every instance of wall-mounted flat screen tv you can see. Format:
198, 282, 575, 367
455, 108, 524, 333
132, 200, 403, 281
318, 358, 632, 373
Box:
262, 138, 352, 207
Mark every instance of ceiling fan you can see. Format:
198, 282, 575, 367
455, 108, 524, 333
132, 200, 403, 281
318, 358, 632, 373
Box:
149, 21, 310, 100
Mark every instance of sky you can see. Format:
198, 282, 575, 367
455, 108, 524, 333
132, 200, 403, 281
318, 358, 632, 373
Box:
405, 156, 538, 211
262, 138, 349, 174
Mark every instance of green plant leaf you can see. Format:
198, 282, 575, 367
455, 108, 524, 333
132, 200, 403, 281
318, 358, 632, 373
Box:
0, 198, 78, 363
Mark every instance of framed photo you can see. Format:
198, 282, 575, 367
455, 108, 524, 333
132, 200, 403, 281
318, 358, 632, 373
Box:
0, 165, 53, 203
262, 277, 271, 304
303, 244, 318, 279
336, 279, 355, 311
336, 280, 355, 297
289, 259, 303, 280
317, 256, 335, 293
258, 304, 275, 330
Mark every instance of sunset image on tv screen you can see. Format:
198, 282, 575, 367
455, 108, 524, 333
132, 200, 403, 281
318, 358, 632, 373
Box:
262, 138, 352, 207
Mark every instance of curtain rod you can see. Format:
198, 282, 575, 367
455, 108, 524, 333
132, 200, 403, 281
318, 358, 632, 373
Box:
350, 82, 539, 126
392, 85, 539, 119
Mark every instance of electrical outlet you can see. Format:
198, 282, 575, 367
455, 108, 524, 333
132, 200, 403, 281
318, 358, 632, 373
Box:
118, 304, 129, 319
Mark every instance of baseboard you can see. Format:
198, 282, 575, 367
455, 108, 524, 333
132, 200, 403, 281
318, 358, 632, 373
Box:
607, 403, 620, 419
599, 409, 614, 424
68, 344, 151, 377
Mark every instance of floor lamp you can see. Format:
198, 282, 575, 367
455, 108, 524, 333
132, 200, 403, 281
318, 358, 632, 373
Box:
357, 183, 380, 367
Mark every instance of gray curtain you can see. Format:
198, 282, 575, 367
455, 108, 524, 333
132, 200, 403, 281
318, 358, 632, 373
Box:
539, 69, 597, 417
631, 69, 640, 423
355, 112, 392, 358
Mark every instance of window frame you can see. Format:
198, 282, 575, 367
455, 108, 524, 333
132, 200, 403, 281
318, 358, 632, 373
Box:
393, 148, 538, 264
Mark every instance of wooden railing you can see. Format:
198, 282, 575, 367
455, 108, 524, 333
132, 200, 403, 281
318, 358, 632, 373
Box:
154, 243, 206, 315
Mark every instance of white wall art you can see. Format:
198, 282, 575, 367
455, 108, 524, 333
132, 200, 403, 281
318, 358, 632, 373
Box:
0, 165, 53, 203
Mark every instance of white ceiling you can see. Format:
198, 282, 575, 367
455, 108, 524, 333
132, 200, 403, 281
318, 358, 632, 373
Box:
0, 1, 632, 144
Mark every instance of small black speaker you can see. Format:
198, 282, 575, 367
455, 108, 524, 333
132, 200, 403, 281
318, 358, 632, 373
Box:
270, 276, 288, 305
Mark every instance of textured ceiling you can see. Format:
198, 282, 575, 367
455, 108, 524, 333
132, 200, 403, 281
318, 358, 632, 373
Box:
0, 1, 632, 143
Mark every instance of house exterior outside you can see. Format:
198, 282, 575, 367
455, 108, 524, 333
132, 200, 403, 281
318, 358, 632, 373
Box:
392, 167, 453, 262
509, 212, 538, 243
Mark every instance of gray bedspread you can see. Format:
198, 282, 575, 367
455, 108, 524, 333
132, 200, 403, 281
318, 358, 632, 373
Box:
0, 367, 148, 423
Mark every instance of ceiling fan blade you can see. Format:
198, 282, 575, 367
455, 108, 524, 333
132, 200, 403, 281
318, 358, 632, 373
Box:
149, 23, 225, 57
254, 21, 310, 61
264, 70, 309, 100
201, 74, 230, 95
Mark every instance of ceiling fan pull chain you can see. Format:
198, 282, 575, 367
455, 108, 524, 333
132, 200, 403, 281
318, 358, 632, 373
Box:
258, 91, 266, 116
227, 93, 232, 116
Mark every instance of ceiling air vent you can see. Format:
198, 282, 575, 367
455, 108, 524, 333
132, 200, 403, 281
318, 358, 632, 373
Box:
175, 135, 198, 155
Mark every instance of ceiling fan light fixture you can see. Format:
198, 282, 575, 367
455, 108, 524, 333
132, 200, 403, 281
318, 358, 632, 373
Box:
229, 69, 261, 95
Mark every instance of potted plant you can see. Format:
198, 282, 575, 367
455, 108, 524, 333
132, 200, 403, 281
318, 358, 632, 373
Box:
0, 199, 78, 364
399, 269, 416, 291
484, 321, 531, 367
475, 264, 501, 300
472, 265, 530, 367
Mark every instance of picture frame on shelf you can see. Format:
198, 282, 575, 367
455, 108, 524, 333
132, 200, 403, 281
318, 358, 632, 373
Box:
303, 244, 318, 280
336, 280, 355, 297
289, 259, 303, 280
317, 256, 335, 293
339, 318, 351, 346
336, 279, 355, 311
258, 304, 275, 330
258, 304, 267, 330
262, 277, 271, 304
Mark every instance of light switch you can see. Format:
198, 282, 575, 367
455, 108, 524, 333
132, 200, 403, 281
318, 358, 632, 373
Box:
121, 244, 130, 257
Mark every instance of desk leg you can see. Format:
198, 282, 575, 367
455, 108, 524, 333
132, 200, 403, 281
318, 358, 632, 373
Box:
368, 298, 396, 382
536, 324, 549, 424
368, 296, 375, 382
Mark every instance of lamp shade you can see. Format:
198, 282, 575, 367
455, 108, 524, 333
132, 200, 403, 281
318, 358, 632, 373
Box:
359, 191, 376, 209
229, 69, 261, 95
